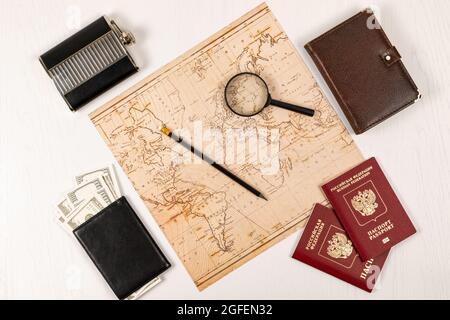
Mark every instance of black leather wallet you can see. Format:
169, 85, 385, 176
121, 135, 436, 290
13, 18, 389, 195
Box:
73, 197, 170, 299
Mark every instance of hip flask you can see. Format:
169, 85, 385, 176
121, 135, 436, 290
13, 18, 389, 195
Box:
40, 16, 139, 111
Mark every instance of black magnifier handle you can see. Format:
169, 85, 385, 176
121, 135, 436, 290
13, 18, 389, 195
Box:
270, 99, 315, 117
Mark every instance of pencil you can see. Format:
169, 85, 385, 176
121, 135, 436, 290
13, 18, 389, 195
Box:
161, 126, 268, 201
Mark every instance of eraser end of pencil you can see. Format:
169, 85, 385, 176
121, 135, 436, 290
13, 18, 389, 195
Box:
161, 126, 171, 136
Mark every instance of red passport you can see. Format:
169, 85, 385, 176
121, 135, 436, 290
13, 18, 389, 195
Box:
322, 158, 416, 260
293, 204, 388, 292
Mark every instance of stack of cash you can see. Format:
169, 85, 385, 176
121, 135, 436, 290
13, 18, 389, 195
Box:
55, 165, 161, 300
56, 166, 121, 232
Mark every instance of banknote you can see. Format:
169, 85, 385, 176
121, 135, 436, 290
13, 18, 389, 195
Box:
64, 197, 105, 231
67, 177, 114, 208
56, 199, 84, 223
56, 211, 67, 224
56, 166, 120, 229
125, 277, 162, 300
57, 198, 74, 217
75, 166, 120, 199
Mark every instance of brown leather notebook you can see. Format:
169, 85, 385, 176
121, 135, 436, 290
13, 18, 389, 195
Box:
305, 9, 421, 134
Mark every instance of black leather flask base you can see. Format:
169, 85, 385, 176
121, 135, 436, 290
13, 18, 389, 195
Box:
73, 197, 170, 299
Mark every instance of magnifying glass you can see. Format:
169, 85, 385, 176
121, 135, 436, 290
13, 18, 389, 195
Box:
224, 72, 315, 118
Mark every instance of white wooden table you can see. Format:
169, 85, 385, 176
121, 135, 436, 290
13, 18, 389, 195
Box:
1, 0, 449, 300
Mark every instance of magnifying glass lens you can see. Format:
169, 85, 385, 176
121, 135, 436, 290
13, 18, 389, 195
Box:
225, 73, 268, 116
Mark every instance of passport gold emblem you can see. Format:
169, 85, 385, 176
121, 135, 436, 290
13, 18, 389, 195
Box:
351, 189, 378, 216
327, 233, 353, 259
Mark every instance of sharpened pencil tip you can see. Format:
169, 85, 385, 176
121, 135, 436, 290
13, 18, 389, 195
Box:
259, 194, 268, 201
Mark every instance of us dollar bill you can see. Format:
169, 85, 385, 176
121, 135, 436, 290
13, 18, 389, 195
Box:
56, 199, 85, 225
64, 197, 105, 231
67, 177, 114, 208
126, 277, 162, 300
75, 166, 120, 199
57, 198, 74, 217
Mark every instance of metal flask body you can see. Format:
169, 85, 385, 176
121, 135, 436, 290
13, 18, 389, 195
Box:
39, 16, 138, 111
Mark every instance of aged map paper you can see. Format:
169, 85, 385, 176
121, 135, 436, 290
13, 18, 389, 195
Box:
90, 3, 363, 290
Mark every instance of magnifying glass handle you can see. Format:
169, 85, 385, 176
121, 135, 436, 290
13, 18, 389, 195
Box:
271, 99, 315, 117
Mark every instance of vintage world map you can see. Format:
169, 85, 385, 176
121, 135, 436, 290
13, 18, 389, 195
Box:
90, 3, 362, 290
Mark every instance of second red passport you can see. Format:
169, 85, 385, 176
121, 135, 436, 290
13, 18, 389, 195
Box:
322, 158, 416, 260
293, 204, 388, 292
